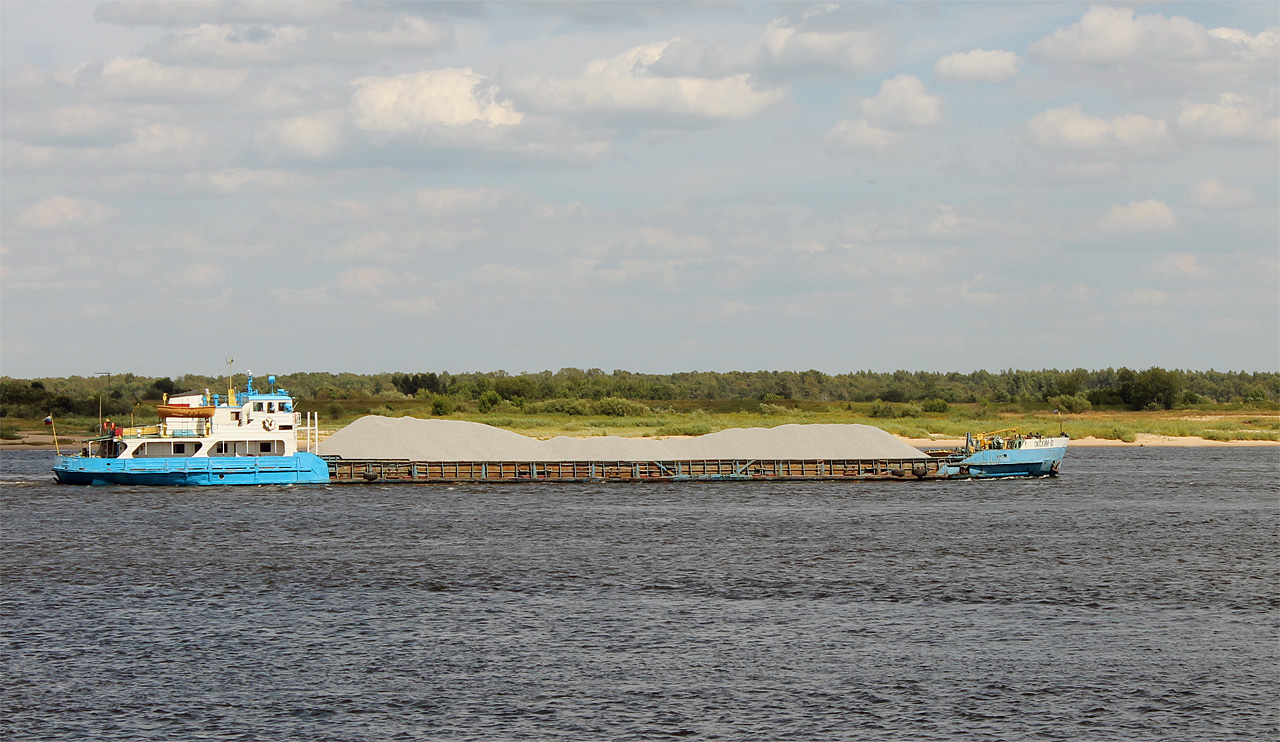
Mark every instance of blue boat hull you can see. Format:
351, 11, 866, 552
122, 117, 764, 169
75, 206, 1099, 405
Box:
53, 452, 330, 486
939, 444, 1067, 479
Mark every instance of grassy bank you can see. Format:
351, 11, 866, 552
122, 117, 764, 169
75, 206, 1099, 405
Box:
9, 400, 1275, 445
468, 408, 1277, 443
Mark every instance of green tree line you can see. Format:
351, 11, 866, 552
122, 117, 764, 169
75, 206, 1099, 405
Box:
3, 367, 1276, 419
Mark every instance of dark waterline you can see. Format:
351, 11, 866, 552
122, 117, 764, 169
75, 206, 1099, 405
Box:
2, 447, 1277, 740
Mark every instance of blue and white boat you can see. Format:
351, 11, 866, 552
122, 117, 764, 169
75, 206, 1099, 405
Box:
932, 429, 1069, 478
53, 373, 329, 486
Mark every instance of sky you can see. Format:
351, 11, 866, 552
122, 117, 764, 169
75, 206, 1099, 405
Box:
1, 1, 1277, 379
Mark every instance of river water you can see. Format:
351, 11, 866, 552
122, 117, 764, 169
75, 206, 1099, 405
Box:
2, 447, 1276, 740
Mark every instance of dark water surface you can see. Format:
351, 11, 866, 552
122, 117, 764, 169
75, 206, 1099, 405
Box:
2, 447, 1277, 740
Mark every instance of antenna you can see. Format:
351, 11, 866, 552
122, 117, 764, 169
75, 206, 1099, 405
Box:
94, 371, 110, 430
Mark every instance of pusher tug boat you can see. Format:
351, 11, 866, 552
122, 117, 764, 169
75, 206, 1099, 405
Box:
928, 429, 1069, 479
53, 373, 328, 486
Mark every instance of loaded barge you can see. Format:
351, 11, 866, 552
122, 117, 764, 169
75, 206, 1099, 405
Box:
52, 368, 1066, 486
326, 431, 1068, 484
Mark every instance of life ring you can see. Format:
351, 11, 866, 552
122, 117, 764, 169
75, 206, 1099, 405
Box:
262, 418, 276, 432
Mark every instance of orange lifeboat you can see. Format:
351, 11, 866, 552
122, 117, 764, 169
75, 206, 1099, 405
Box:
157, 404, 216, 419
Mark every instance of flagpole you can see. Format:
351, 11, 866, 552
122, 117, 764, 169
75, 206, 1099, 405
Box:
50, 416, 61, 456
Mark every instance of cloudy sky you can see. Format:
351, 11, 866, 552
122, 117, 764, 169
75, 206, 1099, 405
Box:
2, 1, 1276, 379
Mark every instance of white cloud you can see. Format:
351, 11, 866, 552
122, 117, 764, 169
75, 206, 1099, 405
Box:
1150, 253, 1211, 279
1046, 160, 1126, 183
382, 296, 438, 316
1033, 5, 1208, 65
928, 205, 988, 236
256, 110, 346, 158
611, 227, 712, 256
783, 240, 827, 254
144, 16, 455, 65
128, 123, 208, 157
16, 196, 114, 229
179, 263, 225, 285
271, 286, 330, 306
1100, 199, 1177, 232
509, 41, 785, 124
1177, 94, 1279, 142
757, 21, 885, 77
1, 105, 134, 147
339, 267, 401, 293
1031, 5, 1278, 86
1028, 104, 1168, 150
824, 76, 939, 159
860, 75, 942, 128
326, 232, 395, 261
647, 18, 887, 80
91, 56, 248, 100
713, 300, 756, 319
473, 264, 532, 285
1209, 25, 1280, 62
204, 168, 314, 193
10, 123, 220, 174
350, 69, 522, 135
415, 188, 518, 218
333, 16, 453, 52
934, 49, 1020, 82
1187, 179, 1257, 209
1115, 288, 1170, 308
3, 124, 213, 175
95, 1, 349, 27
824, 118, 898, 153
151, 23, 311, 64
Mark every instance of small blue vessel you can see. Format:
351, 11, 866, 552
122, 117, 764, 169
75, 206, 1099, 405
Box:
53, 372, 329, 486
932, 430, 1069, 479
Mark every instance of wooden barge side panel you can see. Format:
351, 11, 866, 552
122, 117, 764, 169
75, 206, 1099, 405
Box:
327, 457, 947, 483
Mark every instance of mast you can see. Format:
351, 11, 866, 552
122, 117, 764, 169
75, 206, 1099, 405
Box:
226, 357, 235, 406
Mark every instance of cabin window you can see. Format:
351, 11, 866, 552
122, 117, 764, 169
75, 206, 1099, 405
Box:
267, 402, 276, 413
231, 411, 241, 421
254, 402, 264, 412
260, 442, 273, 453
174, 443, 185, 454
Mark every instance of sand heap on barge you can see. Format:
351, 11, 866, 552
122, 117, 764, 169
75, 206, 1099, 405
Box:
324, 417, 928, 463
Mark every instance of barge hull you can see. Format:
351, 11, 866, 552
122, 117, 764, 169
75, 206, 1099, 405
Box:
326, 454, 1059, 484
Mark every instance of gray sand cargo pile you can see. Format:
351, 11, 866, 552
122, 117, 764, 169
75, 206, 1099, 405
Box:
323, 416, 928, 461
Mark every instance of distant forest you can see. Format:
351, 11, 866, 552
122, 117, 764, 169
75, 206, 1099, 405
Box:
2, 367, 1277, 419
